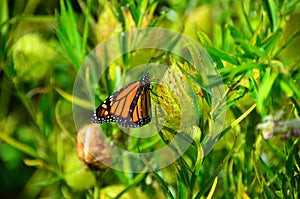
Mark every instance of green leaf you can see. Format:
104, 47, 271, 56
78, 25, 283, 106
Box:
213, 103, 256, 142
55, 0, 84, 70
278, 74, 300, 108
197, 31, 212, 46
263, 184, 275, 199
290, 96, 300, 113
139, 154, 174, 199
227, 24, 245, 41
81, 0, 91, 60
285, 77, 300, 99
193, 139, 204, 175
256, 71, 278, 115
112, 0, 126, 30
195, 136, 237, 199
227, 24, 267, 58
261, 28, 282, 53
201, 44, 239, 65
280, 80, 293, 97
220, 62, 264, 78
128, 0, 139, 26
0, 133, 40, 159
262, 0, 278, 32
176, 162, 190, 189
54, 86, 92, 110
264, 139, 286, 160
0, 0, 8, 50
282, 173, 288, 199
34, 175, 64, 187
177, 179, 188, 199
114, 173, 147, 199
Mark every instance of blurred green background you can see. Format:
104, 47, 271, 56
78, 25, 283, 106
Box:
0, 0, 299, 198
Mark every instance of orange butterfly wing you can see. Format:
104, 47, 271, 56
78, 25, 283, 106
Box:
92, 73, 151, 128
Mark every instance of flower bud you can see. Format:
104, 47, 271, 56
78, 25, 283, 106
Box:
12, 33, 56, 82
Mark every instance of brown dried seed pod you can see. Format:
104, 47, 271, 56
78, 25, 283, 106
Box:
77, 124, 112, 170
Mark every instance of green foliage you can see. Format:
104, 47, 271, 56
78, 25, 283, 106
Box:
0, 0, 299, 198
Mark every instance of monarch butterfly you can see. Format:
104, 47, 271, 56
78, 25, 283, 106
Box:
92, 73, 152, 128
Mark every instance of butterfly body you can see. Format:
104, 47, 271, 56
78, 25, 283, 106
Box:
92, 73, 151, 128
